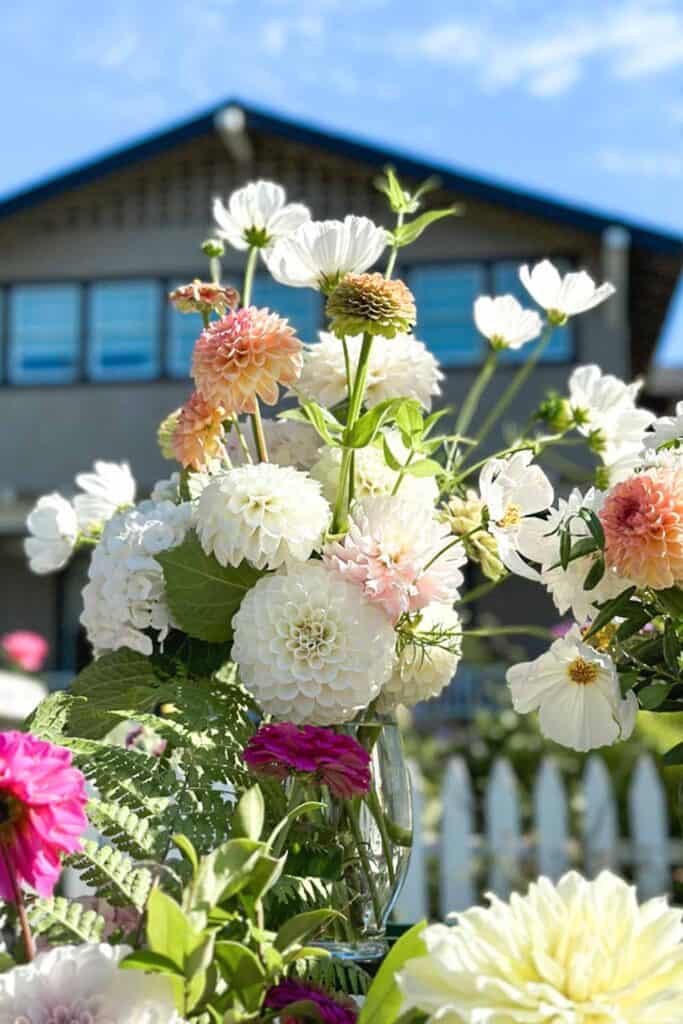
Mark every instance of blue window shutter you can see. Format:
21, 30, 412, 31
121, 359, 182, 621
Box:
9, 284, 80, 385
88, 281, 160, 381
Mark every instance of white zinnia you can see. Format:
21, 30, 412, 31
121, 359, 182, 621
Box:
81, 499, 193, 657
378, 603, 462, 711
231, 561, 395, 725
196, 464, 330, 570
473, 294, 543, 350
520, 259, 616, 321
212, 179, 310, 251
645, 399, 683, 449
311, 430, 438, 510
265, 215, 387, 290
74, 460, 136, 530
479, 449, 554, 581
569, 363, 655, 467
24, 493, 79, 574
0, 943, 180, 1024
506, 625, 637, 751
295, 332, 443, 411
398, 870, 683, 1024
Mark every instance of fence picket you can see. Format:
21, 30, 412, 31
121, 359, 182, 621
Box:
485, 757, 521, 898
440, 756, 476, 916
534, 757, 568, 880
628, 753, 670, 898
394, 758, 429, 922
583, 755, 618, 877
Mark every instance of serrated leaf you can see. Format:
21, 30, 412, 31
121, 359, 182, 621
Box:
69, 839, 153, 909
157, 531, 263, 643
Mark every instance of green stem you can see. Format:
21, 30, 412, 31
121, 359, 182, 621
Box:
384, 212, 404, 280
229, 416, 253, 464
345, 800, 383, 927
422, 525, 484, 572
457, 573, 509, 605
241, 245, 269, 462
460, 625, 554, 640
271, 780, 302, 858
251, 402, 269, 463
1, 844, 35, 961
242, 245, 258, 307
365, 789, 396, 886
455, 349, 498, 439
391, 451, 415, 496
332, 332, 374, 533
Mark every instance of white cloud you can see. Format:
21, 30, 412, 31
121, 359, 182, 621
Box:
598, 146, 683, 179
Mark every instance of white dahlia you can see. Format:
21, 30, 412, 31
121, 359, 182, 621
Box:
295, 332, 443, 411
213, 179, 310, 251
0, 943, 180, 1024
378, 603, 461, 712
265, 215, 387, 291
196, 464, 330, 570
324, 497, 465, 622
399, 870, 683, 1024
311, 430, 438, 510
80, 499, 193, 657
231, 561, 395, 725
74, 460, 136, 531
24, 493, 78, 575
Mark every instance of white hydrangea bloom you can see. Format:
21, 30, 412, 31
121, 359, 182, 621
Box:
196, 464, 330, 570
645, 399, 683, 449
473, 294, 543, 350
295, 332, 443, 411
212, 179, 310, 251
232, 562, 395, 725
81, 499, 193, 658
520, 259, 616, 320
24, 493, 79, 575
507, 625, 637, 751
225, 419, 321, 471
569, 364, 655, 468
399, 871, 683, 1023
150, 472, 181, 503
311, 430, 438, 510
74, 460, 136, 530
378, 603, 462, 712
0, 943, 180, 1024
265, 215, 387, 290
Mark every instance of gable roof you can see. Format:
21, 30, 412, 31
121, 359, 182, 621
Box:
0, 97, 681, 257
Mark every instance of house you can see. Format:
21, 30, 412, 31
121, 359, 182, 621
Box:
0, 98, 681, 679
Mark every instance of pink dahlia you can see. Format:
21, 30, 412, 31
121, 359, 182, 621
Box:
191, 306, 303, 414
169, 279, 239, 316
171, 390, 225, 471
324, 496, 466, 623
1, 631, 49, 673
600, 465, 683, 589
265, 980, 358, 1024
243, 723, 371, 799
0, 731, 88, 899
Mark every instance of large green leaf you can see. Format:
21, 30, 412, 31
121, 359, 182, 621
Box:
359, 921, 427, 1024
69, 649, 174, 738
156, 531, 263, 642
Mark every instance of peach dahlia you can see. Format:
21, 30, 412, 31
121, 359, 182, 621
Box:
171, 391, 226, 471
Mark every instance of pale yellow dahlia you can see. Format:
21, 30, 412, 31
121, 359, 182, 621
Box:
399, 871, 683, 1024
326, 273, 416, 339
191, 306, 303, 414
171, 391, 225, 471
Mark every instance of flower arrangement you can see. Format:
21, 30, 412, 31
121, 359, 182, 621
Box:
10, 168, 683, 1016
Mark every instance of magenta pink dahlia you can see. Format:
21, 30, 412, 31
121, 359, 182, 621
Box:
0, 731, 88, 899
243, 723, 371, 799
1, 631, 49, 673
265, 980, 358, 1024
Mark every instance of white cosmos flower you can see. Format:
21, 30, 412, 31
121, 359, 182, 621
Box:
398, 870, 683, 1024
479, 449, 554, 581
231, 561, 395, 725
378, 603, 462, 712
569, 364, 655, 467
0, 943, 180, 1024
24, 493, 79, 575
645, 399, 683, 449
265, 215, 388, 290
295, 332, 443, 411
473, 294, 543, 350
212, 179, 310, 251
520, 259, 615, 322
507, 625, 637, 751
74, 460, 136, 530
196, 464, 330, 570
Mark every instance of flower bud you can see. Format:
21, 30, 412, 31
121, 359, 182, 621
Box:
201, 238, 225, 258
157, 409, 181, 460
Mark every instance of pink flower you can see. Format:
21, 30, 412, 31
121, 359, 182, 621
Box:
243, 723, 371, 799
601, 465, 683, 590
265, 980, 358, 1024
171, 390, 225, 471
324, 496, 465, 623
0, 731, 88, 899
1, 631, 49, 673
191, 306, 303, 414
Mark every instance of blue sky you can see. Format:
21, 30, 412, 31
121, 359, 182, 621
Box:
3, 0, 683, 363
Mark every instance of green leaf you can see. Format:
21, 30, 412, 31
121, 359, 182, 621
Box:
382, 436, 404, 471
26, 896, 105, 944
638, 681, 673, 710
657, 586, 683, 617
299, 401, 344, 446
583, 555, 605, 591
404, 458, 442, 478
584, 587, 637, 640
173, 834, 200, 876
232, 785, 265, 842
214, 941, 266, 1012
579, 508, 605, 548
120, 950, 184, 976
162, 631, 233, 676
68, 649, 171, 738
391, 207, 461, 247
184, 838, 264, 927
345, 399, 403, 449
664, 741, 683, 766
275, 908, 343, 953
283, 842, 344, 880
146, 889, 197, 971
559, 529, 571, 570
359, 921, 427, 1024
157, 531, 263, 643
663, 623, 681, 673
617, 608, 652, 641
394, 399, 424, 440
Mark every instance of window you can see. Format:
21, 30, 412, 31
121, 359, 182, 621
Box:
251, 276, 322, 344
9, 284, 80, 384
167, 279, 204, 379
493, 261, 574, 363
88, 281, 160, 381
408, 265, 486, 365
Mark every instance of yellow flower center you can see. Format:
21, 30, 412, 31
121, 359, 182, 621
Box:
567, 657, 599, 686
582, 623, 617, 653
498, 503, 522, 528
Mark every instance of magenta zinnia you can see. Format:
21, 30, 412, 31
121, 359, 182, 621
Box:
243, 723, 371, 799
265, 980, 358, 1024
0, 731, 88, 899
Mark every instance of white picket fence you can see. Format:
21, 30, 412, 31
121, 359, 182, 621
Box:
394, 753, 681, 921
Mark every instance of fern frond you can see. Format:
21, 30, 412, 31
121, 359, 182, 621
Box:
68, 840, 152, 909
86, 799, 168, 860
26, 896, 105, 944
293, 955, 372, 995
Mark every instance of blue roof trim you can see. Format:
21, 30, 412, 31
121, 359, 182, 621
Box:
0, 97, 681, 256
